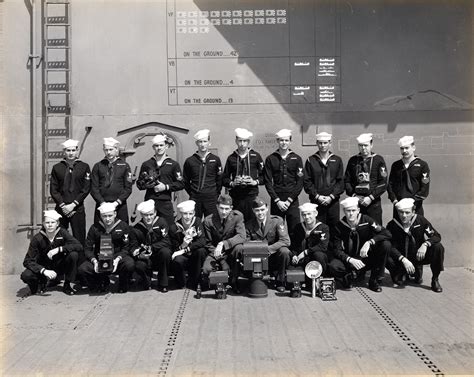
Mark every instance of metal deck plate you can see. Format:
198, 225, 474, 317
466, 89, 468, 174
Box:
1, 267, 473, 376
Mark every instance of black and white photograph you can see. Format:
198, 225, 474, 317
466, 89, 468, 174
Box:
1, 0, 473, 375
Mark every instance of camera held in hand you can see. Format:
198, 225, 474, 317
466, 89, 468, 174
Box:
235, 175, 253, 186
355, 172, 370, 195
98, 235, 114, 273
138, 245, 152, 259
137, 170, 161, 189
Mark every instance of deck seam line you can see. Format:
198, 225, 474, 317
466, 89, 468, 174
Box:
73, 292, 112, 330
356, 287, 444, 376
156, 288, 190, 376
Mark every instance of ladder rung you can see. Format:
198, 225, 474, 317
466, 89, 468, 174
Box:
46, 1, 70, 4
46, 114, 71, 118
47, 91, 70, 94
48, 61, 68, 69
48, 128, 69, 136
46, 16, 69, 24
47, 38, 68, 44
46, 69, 71, 72
47, 106, 70, 113
48, 151, 64, 159
47, 84, 68, 90
46, 132, 67, 140
46, 46, 70, 49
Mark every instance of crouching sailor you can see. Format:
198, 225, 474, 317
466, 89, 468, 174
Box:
386, 198, 444, 292
78, 202, 136, 293
21, 210, 81, 295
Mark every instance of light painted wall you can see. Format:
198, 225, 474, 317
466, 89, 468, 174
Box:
1, 0, 43, 274
2, 0, 473, 274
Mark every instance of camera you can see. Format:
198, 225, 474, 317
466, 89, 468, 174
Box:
355, 172, 370, 195
138, 244, 152, 259
357, 172, 369, 183
98, 234, 114, 273
137, 170, 161, 189
234, 175, 253, 185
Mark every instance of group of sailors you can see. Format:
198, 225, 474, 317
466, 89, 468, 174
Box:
20, 127, 444, 296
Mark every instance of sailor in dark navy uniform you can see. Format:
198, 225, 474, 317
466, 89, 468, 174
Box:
137, 133, 185, 226
91, 137, 133, 224
222, 128, 264, 222
304, 132, 344, 232
385, 198, 444, 292
388, 136, 430, 216
21, 210, 81, 295
243, 198, 291, 292
132, 199, 173, 292
78, 202, 136, 293
169, 200, 207, 290
50, 139, 91, 246
291, 203, 331, 276
183, 129, 222, 219
264, 129, 304, 240
328, 197, 391, 292
344, 133, 387, 224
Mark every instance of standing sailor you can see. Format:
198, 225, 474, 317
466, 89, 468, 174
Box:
91, 137, 133, 224
183, 129, 223, 219
388, 136, 430, 215
223, 128, 264, 222
264, 128, 304, 240
50, 139, 91, 246
304, 132, 344, 231
344, 133, 387, 224
137, 133, 185, 226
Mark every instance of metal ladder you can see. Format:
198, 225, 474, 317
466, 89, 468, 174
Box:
43, 0, 72, 209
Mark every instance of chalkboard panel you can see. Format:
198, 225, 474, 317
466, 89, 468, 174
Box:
167, 0, 472, 110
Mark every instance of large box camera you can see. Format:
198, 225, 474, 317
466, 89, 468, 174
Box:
242, 241, 269, 272
98, 234, 114, 273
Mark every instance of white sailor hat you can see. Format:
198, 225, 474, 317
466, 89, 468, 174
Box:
103, 137, 120, 147
136, 199, 156, 214
61, 139, 79, 149
43, 210, 62, 221
356, 133, 373, 144
275, 129, 292, 139
98, 202, 117, 214
298, 202, 318, 212
395, 198, 416, 210
152, 134, 167, 145
340, 197, 360, 209
177, 200, 196, 213
315, 132, 332, 141
194, 129, 210, 141
235, 128, 253, 139
398, 136, 415, 147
